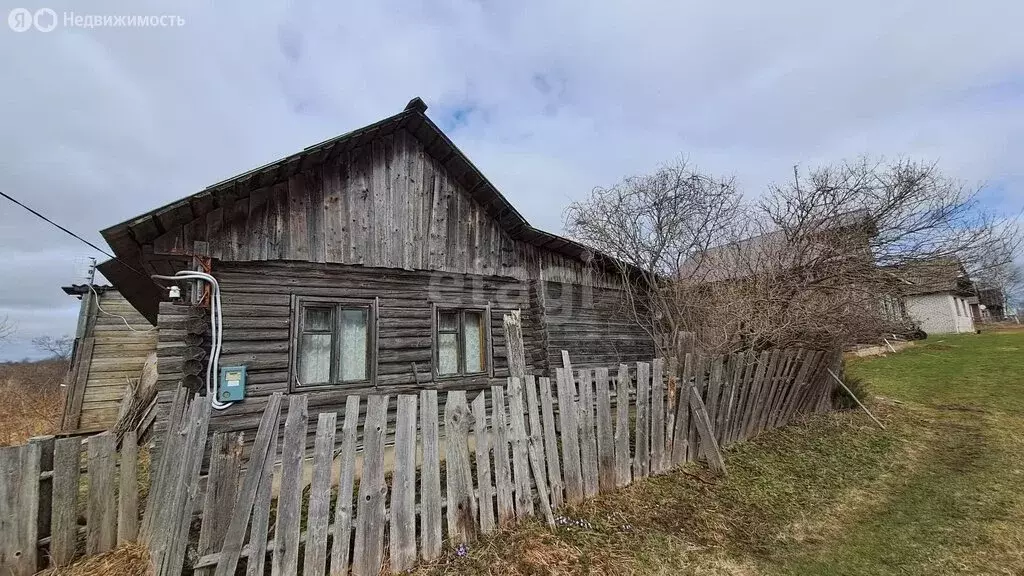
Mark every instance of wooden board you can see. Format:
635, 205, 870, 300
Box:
594, 367, 615, 491
506, 377, 535, 518
215, 393, 283, 576
633, 362, 651, 479
352, 395, 389, 576
444, 391, 478, 543
490, 386, 515, 525
272, 395, 308, 576
538, 377, 565, 509
196, 432, 243, 576
330, 396, 362, 574
0, 443, 40, 576
86, 433, 117, 555
389, 396, 418, 573
650, 359, 665, 474
303, 412, 337, 576
555, 367, 584, 504
614, 363, 632, 488
576, 369, 599, 497
417, 391, 442, 561
471, 392, 496, 534
50, 438, 81, 567
117, 431, 140, 545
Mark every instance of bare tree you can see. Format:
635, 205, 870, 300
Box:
567, 156, 1019, 355
0, 315, 14, 347
565, 157, 744, 356
32, 334, 74, 360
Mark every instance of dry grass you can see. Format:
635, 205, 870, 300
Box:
0, 359, 67, 446
37, 543, 152, 576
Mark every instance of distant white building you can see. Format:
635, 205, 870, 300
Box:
899, 259, 977, 335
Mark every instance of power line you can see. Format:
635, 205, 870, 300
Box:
0, 189, 150, 279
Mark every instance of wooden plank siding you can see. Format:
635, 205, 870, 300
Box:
143, 125, 654, 462
65, 290, 157, 432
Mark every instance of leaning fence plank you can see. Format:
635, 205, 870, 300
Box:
50, 437, 81, 567
524, 376, 549, 500
416, 391, 442, 562
719, 356, 738, 444
650, 359, 666, 474
86, 433, 117, 555
140, 386, 188, 543
162, 400, 212, 576
490, 386, 515, 525
444, 391, 478, 544
330, 396, 362, 574
704, 357, 724, 446
197, 432, 243, 576
215, 393, 283, 576
472, 392, 496, 534
117, 431, 140, 545
737, 350, 761, 438
748, 350, 781, 438
594, 367, 615, 491
576, 369, 599, 497
523, 375, 555, 527
507, 377, 535, 518
633, 362, 651, 479
766, 351, 799, 430
389, 396, 418, 574
688, 388, 727, 474
0, 443, 40, 576
688, 355, 705, 461
614, 363, 632, 487
272, 395, 309, 576
538, 377, 565, 509
353, 395, 389, 576
245, 432, 277, 576
757, 350, 789, 433
304, 412, 338, 576
740, 351, 771, 441
555, 367, 584, 504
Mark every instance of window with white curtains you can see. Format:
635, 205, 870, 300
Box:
434, 306, 489, 377
293, 296, 375, 387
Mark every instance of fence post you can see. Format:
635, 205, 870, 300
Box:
29, 434, 54, 569
0, 442, 41, 576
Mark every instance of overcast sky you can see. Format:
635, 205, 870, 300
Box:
1, 0, 1022, 360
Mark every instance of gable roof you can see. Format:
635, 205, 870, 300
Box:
894, 257, 975, 296
98, 97, 617, 321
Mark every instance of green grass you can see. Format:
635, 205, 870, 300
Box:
416, 330, 1024, 575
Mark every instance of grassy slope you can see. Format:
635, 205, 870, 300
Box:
416, 331, 1024, 575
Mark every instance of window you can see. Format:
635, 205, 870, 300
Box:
293, 297, 375, 387
434, 307, 489, 377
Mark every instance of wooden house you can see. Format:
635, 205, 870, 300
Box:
60, 285, 157, 432
97, 97, 654, 443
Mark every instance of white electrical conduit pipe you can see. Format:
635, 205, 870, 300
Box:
152, 271, 234, 410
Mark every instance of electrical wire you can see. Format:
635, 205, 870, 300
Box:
152, 271, 233, 410
0, 189, 152, 280
87, 283, 157, 332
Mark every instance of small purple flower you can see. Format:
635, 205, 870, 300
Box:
456, 543, 469, 557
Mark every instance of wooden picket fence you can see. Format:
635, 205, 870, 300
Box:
0, 346, 838, 576
145, 346, 839, 576
0, 430, 141, 575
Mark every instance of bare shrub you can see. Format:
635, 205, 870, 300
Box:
0, 359, 67, 445
567, 157, 1019, 355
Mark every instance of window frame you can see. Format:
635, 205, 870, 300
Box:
432, 304, 493, 379
289, 295, 378, 391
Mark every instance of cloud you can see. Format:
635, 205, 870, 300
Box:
1, 0, 1023, 359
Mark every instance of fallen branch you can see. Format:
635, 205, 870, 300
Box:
827, 369, 885, 429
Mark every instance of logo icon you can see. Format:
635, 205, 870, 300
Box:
8, 8, 32, 31
34, 8, 56, 32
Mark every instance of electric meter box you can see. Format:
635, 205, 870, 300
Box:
219, 366, 247, 402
